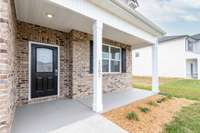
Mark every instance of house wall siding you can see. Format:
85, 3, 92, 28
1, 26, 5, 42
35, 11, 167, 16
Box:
0, 0, 17, 132
133, 38, 187, 78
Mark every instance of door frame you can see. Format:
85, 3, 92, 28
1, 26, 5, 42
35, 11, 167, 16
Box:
28, 41, 60, 100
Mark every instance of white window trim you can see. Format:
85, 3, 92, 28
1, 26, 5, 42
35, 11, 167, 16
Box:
102, 44, 122, 74
28, 41, 60, 101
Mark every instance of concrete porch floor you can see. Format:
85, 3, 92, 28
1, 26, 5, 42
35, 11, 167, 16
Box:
12, 88, 153, 133
78, 88, 154, 112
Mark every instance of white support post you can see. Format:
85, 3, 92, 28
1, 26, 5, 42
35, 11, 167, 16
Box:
152, 39, 160, 93
93, 20, 103, 112
198, 59, 200, 80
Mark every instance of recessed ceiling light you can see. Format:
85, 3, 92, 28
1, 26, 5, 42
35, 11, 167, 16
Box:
46, 13, 54, 18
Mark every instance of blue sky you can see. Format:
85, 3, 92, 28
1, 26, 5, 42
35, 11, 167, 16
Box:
137, 0, 200, 35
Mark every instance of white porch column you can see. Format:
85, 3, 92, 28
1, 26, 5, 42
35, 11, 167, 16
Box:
152, 39, 160, 93
198, 59, 200, 80
92, 20, 103, 112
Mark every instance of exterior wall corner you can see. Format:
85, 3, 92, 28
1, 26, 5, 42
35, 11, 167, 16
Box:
0, 0, 17, 132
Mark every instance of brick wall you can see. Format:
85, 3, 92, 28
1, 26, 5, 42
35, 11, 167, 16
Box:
16, 21, 71, 105
0, 0, 17, 132
69, 30, 132, 98
15, 23, 132, 103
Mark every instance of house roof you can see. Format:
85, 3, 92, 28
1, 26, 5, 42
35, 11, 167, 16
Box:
158, 33, 200, 43
89, 0, 166, 37
158, 35, 188, 43
191, 34, 200, 40
111, 0, 166, 36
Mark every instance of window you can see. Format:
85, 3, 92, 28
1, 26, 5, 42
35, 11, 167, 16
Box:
36, 48, 53, 72
135, 52, 140, 57
102, 45, 121, 73
102, 45, 109, 72
187, 40, 194, 52
188, 42, 193, 51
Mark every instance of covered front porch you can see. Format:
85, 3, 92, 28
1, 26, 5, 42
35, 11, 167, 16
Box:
1, 0, 165, 132
14, 0, 161, 113
12, 88, 153, 133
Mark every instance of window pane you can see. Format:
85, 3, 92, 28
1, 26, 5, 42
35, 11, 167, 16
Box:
111, 60, 120, 72
102, 60, 109, 72
37, 48, 53, 72
111, 47, 120, 60
188, 43, 193, 51
103, 45, 109, 59
135, 52, 140, 57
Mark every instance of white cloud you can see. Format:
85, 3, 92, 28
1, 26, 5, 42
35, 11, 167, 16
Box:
136, 0, 200, 23
180, 15, 200, 22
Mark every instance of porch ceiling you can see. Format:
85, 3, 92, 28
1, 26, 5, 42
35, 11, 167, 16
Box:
15, 0, 150, 48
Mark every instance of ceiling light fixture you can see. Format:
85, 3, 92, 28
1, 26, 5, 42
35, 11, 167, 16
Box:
46, 13, 54, 18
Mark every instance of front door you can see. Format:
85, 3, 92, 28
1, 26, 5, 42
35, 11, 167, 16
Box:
31, 43, 58, 98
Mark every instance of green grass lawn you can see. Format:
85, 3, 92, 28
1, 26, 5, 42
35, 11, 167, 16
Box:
133, 78, 200, 101
164, 103, 200, 133
160, 80, 200, 101
133, 77, 200, 133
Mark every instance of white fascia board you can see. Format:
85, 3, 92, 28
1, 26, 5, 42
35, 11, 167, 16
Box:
49, 0, 157, 44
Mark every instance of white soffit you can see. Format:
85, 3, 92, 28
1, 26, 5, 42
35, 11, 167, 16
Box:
14, 0, 93, 33
14, 0, 150, 46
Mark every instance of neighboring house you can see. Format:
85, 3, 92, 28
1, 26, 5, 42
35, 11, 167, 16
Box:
0, 0, 165, 132
133, 34, 200, 79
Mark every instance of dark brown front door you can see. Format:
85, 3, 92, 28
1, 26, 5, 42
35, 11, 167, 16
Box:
31, 43, 58, 98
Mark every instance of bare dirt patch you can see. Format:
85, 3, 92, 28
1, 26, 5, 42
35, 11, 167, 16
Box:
103, 95, 194, 133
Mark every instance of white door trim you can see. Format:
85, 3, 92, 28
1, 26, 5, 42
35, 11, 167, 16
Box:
28, 41, 60, 101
